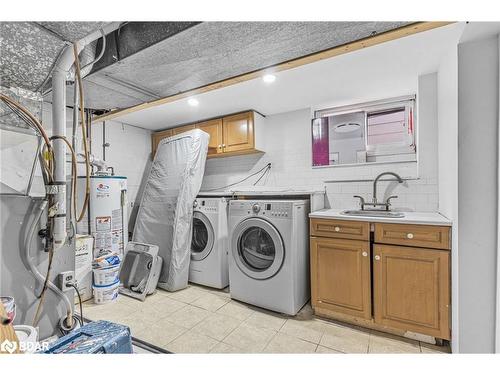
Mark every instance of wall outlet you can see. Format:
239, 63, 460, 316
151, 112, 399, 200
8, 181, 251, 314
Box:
58, 271, 75, 292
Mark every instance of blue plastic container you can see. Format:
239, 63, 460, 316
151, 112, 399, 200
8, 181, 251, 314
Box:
40, 320, 132, 354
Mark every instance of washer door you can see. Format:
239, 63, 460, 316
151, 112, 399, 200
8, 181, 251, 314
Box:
232, 218, 284, 280
191, 212, 214, 261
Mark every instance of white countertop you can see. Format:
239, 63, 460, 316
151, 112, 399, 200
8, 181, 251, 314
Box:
309, 209, 452, 226
199, 186, 326, 197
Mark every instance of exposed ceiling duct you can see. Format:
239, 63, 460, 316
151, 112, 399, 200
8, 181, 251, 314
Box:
73, 22, 414, 111
1, 21, 416, 112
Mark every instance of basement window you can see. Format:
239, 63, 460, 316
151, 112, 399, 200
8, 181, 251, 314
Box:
312, 95, 416, 166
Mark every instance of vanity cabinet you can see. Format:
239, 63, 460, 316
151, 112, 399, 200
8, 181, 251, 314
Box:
310, 218, 451, 341
151, 111, 264, 158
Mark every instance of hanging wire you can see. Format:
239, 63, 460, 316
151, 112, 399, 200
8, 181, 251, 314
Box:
205, 163, 271, 191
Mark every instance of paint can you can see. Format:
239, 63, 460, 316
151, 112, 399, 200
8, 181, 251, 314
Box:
93, 265, 120, 286
92, 281, 120, 304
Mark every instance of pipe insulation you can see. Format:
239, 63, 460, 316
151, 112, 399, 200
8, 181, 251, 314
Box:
50, 22, 121, 250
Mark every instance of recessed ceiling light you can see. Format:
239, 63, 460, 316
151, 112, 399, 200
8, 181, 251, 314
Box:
188, 98, 199, 107
262, 74, 276, 83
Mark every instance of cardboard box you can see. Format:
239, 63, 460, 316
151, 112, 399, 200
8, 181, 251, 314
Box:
75, 235, 94, 303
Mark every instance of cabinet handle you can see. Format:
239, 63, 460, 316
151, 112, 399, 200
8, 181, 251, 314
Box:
222, 144, 226, 148
374, 255, 381, 261
218, 144, 222, 149
362, 251, 368, 257
334, 226, 340, 232
406, 233, 414, 239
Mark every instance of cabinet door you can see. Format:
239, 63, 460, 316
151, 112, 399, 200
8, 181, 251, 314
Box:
197, 119, 223, 155
310, 237, 371, 319
151, 129, 173, 157
373, 244, 450, 339
172, 124, 196, 135
222, 112, 254, 153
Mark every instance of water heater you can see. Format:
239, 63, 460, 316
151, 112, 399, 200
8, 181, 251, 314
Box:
76, 175, 128, 259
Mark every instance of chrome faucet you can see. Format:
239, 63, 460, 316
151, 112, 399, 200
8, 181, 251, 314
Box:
372, 172, 403, 204
353, 172, 404, 211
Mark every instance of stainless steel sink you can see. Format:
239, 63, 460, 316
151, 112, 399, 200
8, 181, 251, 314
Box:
341, 209, 405, 218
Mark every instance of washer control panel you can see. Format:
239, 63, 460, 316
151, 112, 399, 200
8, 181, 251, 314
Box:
230, 200, 295, 219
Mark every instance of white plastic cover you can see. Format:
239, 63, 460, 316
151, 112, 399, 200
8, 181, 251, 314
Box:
132, 129, 209, 291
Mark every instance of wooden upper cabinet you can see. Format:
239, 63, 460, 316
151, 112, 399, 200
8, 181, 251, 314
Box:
151, 111, 264, 158
197, 118, 223, 156
152, 129, 173, 157
310, 237, 372, 319
222, 112, 254, 153
373, 244, 450, 339
172, 124, 196, 135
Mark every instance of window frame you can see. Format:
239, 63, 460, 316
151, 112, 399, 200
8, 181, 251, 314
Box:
313, 95, 416, 166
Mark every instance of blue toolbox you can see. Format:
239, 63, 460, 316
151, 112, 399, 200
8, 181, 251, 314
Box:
40, 320, 133, 354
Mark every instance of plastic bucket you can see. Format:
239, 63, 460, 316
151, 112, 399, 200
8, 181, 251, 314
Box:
1, 296, 16, 323
14, 325, 38, 353
93, 265, 120, 286
92, 281, 119, 304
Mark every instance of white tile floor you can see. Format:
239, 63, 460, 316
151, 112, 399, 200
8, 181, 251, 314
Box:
83, 284, 450, 354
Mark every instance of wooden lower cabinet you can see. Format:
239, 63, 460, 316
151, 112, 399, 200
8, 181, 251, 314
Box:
373, 244, 450, 340
310, 237, 372, 319
310, 217, 451, 341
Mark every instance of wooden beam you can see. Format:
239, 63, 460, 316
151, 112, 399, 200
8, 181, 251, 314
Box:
93, 21, 453, 123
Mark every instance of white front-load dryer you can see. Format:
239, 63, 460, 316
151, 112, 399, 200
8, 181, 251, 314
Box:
228, 199, 310, 315
189, 197, 230, 289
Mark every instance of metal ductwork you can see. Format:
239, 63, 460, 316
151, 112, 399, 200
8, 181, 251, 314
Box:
2, 21, 414, 112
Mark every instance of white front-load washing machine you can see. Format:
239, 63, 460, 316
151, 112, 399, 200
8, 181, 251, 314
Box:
228, 199, 310, 315
189, 197, 230, 289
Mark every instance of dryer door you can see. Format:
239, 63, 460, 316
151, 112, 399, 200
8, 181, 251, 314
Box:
191, 211, 215, 261
232, 217, 284, 280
